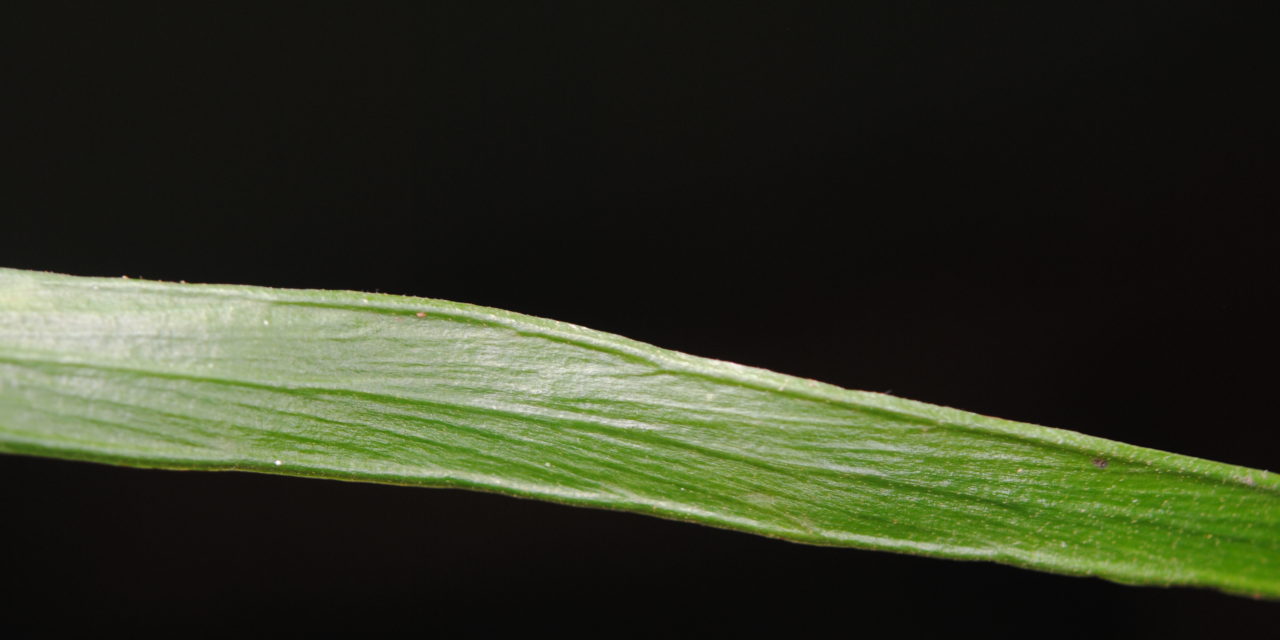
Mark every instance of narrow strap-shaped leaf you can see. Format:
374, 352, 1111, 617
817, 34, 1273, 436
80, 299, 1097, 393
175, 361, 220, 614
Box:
1, 267, 1276, 597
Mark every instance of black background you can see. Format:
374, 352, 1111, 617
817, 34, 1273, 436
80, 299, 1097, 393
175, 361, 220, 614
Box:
3, 2, 1277, 636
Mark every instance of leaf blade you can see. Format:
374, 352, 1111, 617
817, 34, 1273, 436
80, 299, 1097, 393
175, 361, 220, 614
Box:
2, 267, 1276, 597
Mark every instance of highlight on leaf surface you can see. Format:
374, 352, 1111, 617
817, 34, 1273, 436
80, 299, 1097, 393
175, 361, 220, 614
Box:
0, 267, 1276, 598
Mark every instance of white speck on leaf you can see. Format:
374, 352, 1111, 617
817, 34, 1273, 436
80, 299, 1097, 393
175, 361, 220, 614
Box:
274, 460, 283, 466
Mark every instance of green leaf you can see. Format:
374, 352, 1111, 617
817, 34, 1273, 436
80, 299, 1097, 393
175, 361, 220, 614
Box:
1, 267, 1276, 597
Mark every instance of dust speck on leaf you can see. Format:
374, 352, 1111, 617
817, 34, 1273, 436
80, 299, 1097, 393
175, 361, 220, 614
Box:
1091, 457, 1109, 469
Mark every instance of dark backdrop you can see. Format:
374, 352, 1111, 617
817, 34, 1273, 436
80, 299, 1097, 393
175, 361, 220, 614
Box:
3, 2, 1277, 636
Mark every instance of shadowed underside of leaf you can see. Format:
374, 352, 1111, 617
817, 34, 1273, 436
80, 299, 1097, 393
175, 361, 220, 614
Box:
1, 267, 1276, 597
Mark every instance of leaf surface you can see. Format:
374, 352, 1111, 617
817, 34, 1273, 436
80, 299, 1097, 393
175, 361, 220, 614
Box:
1, 267, 1276, 597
